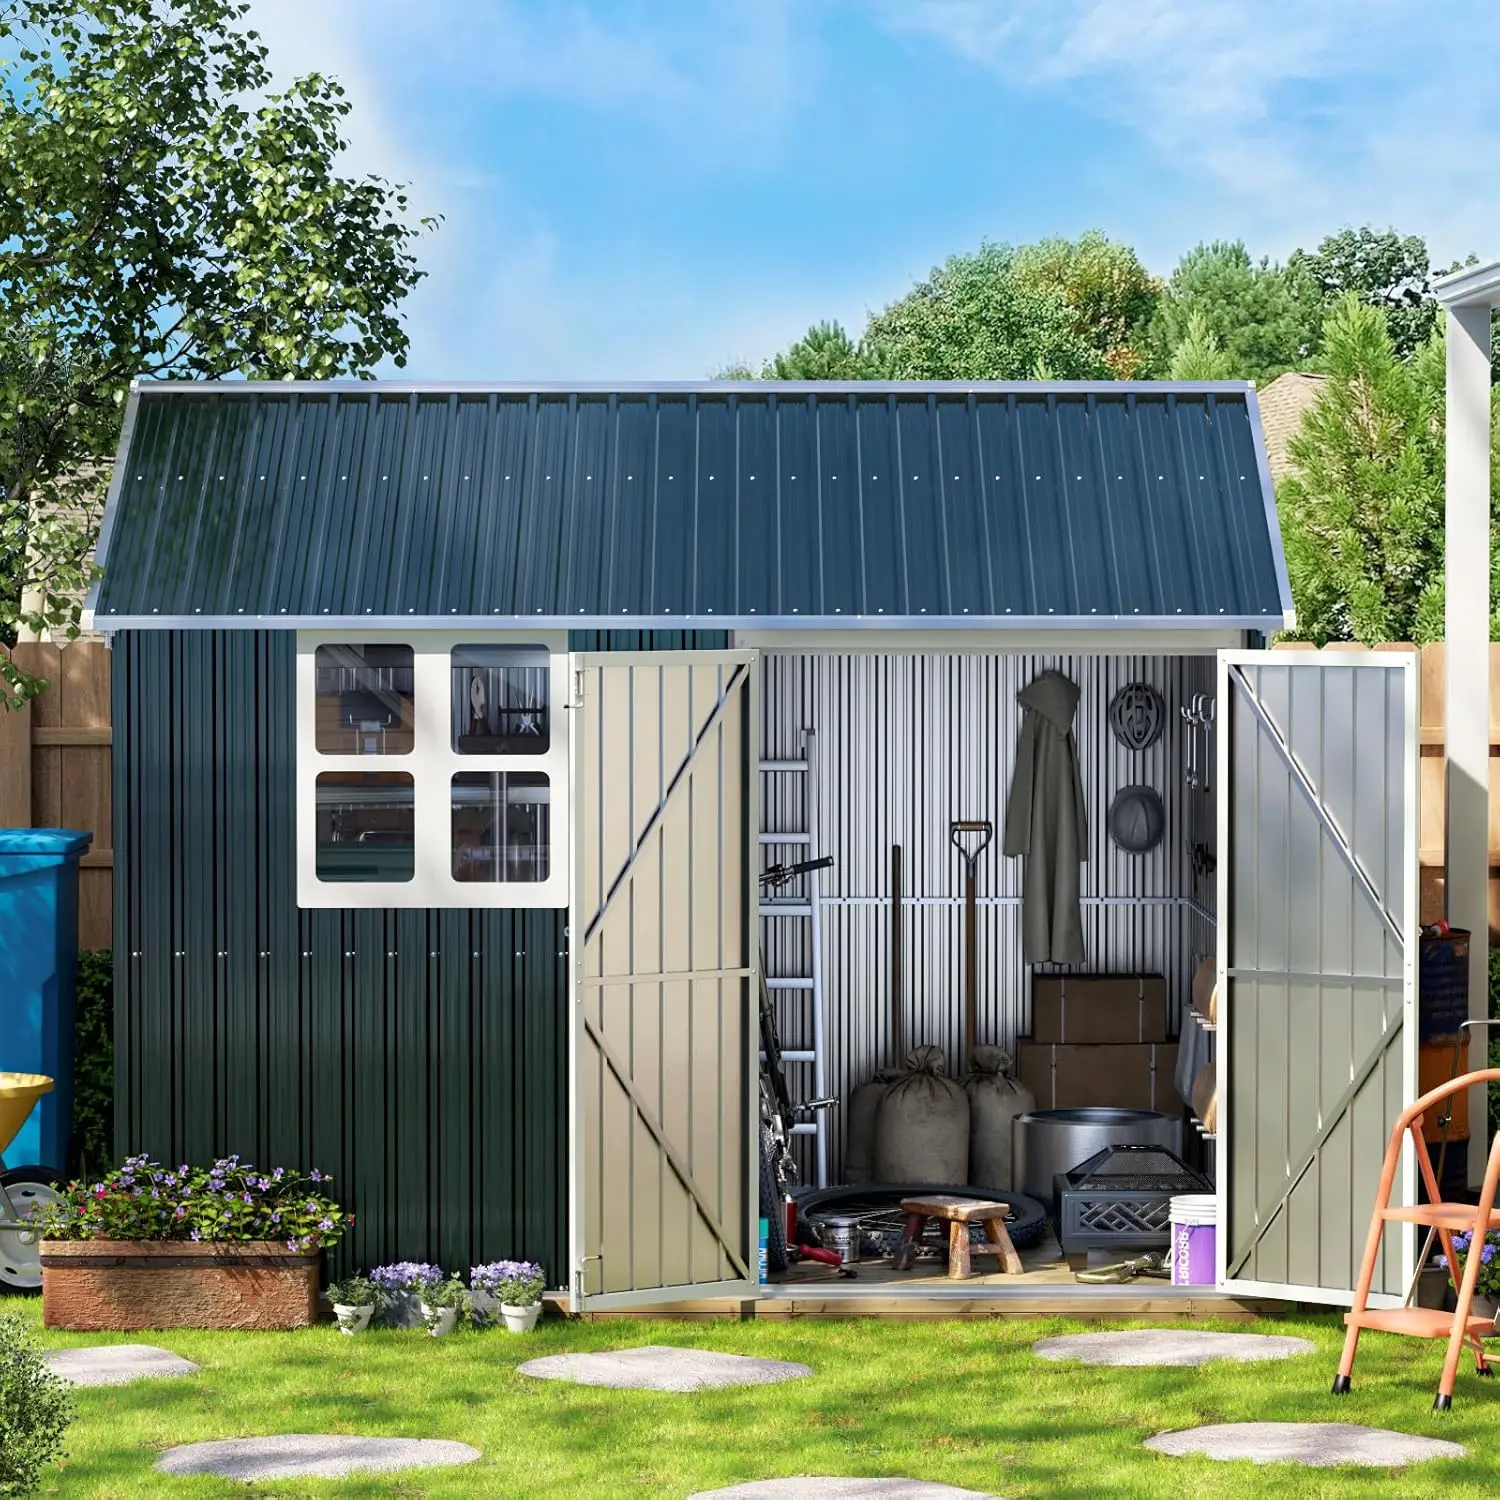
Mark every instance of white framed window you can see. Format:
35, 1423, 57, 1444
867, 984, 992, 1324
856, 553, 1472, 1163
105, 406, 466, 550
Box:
296, 631, 569, 908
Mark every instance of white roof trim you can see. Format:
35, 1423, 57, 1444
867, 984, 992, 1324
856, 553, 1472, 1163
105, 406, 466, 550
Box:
1433, 259, 1500, 308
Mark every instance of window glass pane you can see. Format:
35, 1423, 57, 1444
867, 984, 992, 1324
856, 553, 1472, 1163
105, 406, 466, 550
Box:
452, 772, 550, 883
452, 645, 550, 754
315, 644, 415, 755
315, 773, 415, 882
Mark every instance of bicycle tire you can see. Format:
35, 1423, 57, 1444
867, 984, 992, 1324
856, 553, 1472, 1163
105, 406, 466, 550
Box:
758, 1124, 789, 1275
796, 1182, 1048, 1253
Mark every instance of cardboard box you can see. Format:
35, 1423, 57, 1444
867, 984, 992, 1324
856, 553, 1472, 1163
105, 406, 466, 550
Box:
1017, 1041, 1181, 1112
1029, 974, 1170, 1045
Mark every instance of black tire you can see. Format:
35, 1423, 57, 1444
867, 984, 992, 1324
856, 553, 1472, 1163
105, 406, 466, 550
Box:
796, 1182, 1049, 1253
758, 1124, 789, 1275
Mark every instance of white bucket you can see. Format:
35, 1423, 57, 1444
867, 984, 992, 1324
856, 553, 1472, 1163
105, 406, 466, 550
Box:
1168, 1194, 1217, 1286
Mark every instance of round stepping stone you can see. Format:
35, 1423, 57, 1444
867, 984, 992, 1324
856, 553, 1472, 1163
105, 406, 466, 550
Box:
155, 1436, 481, 1481
1034, 1330, 1316, 1367
690, 1482, 1000, 1498
44, 1344, 200, 1387
1146, 1423, 1466, 1467
518, 1344, 811, 1392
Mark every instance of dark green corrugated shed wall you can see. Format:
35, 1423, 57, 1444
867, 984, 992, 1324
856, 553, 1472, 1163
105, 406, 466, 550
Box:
113, 627, 726, 1278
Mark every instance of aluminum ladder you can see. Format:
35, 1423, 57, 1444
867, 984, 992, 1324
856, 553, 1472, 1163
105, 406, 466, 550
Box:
759, 728, 830, 1189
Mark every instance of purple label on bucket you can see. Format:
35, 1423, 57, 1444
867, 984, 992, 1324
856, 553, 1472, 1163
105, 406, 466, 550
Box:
1170, 1222, 1216, 1285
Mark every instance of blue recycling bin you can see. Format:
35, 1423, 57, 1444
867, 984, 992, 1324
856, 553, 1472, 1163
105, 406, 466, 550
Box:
0, 828, 92, 1170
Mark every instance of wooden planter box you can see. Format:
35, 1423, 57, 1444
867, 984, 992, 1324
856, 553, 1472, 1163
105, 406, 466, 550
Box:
40, 1240, 319, 1331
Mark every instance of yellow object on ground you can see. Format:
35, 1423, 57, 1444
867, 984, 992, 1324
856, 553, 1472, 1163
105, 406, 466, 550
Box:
0, 1072, 53, 1157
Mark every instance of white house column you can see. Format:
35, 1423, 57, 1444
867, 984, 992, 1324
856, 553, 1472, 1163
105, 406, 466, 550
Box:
1434, 263, 1498, 1185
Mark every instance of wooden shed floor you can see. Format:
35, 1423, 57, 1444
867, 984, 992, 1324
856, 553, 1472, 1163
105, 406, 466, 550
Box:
564, 1228, 1294, 1321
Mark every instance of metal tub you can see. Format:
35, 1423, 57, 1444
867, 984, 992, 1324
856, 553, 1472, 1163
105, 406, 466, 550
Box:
1012, 1107, 1183, 1211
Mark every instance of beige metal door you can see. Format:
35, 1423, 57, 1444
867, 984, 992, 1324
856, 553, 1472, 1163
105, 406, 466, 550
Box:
1218, 650, 1419, 1306
568, 650, 758, 1311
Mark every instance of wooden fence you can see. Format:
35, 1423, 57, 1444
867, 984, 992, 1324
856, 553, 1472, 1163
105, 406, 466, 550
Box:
0, 642, 112, 949
2, 638, 1496, 953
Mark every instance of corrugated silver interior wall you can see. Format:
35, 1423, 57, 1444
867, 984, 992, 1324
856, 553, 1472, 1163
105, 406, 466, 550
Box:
759, 649, 1219, 1183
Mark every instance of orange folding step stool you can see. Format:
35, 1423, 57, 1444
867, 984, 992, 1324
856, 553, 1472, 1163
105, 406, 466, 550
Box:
1335, 1067, 1500, 1410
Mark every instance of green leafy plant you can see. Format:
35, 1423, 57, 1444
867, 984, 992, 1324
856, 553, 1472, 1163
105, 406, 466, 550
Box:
0, 1311, 74, 1496
69, 949, 113, 1180
35, 1155, 351, 1252
472, 1259, 545, 1308
418, 1274, 469, 1330
1435, 1229, 1500, 1301
327, 1274, 380, 1308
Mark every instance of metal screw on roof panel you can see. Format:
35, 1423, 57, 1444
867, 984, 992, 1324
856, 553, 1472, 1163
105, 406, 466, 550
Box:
382, 475, 388, 480
1199, 475, 1205, 480
174, 951, 183, 957
994, 475, 1000, 480
178, 475, 184, 480
195, 607, 201, 613
871, 474, 877, 479
218, 951, 226, 957
954, 474, 959, 480
1118, 475, 1124, 479
545, 474, 550, 479
218, 475, 225, 480
345, 951, 354, 957
1158, 475, 1164, 480
1076, 475, 1082, 480
708, 474, 714, 480
300, 475, 306, 480
791, 607, 798, 613
750, 474, 755, 480
1036, 475, 1042, 480
303, 951, 311, 958
505, 474, 511, 480
260, 475, 265, 480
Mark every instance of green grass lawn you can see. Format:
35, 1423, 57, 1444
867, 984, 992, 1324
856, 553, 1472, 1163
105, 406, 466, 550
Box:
12, 1301, 1500, 1498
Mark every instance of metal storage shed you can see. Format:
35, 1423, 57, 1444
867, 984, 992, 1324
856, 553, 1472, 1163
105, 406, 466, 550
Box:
90, 379, 1421, 1314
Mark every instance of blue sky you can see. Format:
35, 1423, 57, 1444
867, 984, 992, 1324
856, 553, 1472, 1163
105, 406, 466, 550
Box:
246, 0, 1500, 381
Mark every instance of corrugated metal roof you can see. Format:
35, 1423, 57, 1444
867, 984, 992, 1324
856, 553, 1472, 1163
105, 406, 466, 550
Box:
90, 380, 1293, 630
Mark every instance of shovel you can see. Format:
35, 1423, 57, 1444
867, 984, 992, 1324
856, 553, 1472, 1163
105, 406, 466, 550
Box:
950, 820, 993, 1066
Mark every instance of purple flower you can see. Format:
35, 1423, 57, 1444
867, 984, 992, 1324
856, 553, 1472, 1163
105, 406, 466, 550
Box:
319, 1217, 334, 1231
190, 1230, 202, 1242
309, 1169, 324, 1183
242, 1193, 253, 1204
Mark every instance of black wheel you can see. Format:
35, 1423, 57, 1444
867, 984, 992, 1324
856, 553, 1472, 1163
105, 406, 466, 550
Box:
797, 1182, 1049, 1256
758, 1124, 789, 1275
0, 1166, 67, 1294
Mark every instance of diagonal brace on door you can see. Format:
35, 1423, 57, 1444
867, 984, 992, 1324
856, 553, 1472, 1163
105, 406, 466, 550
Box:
1228, 1000, 1403, 1278
1228, 665, 1403, 947
583, 660, 748, 948
582, 1012, 751, 1282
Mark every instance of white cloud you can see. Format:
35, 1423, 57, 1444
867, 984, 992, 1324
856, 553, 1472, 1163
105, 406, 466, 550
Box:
238, 0, 819, 378
881, 0, 1500, 268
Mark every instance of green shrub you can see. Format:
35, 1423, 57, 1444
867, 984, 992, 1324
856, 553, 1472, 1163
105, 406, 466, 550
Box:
70, 949, 113, 1180
0, 1312, 74, 1496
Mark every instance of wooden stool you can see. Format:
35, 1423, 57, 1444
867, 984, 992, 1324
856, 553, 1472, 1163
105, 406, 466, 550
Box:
892, 1195, 1024, 1279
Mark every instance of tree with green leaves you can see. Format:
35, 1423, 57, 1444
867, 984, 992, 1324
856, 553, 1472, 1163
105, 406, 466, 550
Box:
1287, 227, 1440, 361
1276, 293, 1500, 645
863, 241, 1103, 380
0, 0, 436, 703
1012, 231, 1160, 377
1166, 309, 1234, 380
1148, 240, 1319, 383
761, 320, 890, 379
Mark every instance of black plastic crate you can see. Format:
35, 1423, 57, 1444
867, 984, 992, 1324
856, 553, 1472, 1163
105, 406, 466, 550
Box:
1054, 1144, 1212, 1254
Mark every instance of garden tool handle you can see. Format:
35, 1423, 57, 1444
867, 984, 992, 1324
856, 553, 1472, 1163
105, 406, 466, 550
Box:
950, 820, 993, 870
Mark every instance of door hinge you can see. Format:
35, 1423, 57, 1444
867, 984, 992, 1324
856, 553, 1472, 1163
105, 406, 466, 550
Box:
571, 668, 586, 708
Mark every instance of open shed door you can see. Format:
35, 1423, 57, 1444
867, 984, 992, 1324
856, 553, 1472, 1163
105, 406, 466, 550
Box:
568, 650, 758, 1312
1218, 650, 1419, 1306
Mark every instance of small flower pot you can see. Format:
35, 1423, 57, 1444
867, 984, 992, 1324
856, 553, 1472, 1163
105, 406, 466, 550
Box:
420, 1303, 460, 1337
333, 1302, 374, 1335
469, 1289, 498, 1327
501, 1301, 542, 1333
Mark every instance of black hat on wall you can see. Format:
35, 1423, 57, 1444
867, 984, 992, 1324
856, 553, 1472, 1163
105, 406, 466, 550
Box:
1107, 785, 1166, 854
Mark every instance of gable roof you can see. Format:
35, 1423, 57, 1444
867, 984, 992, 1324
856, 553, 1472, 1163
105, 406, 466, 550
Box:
89, 379, 1294, 632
